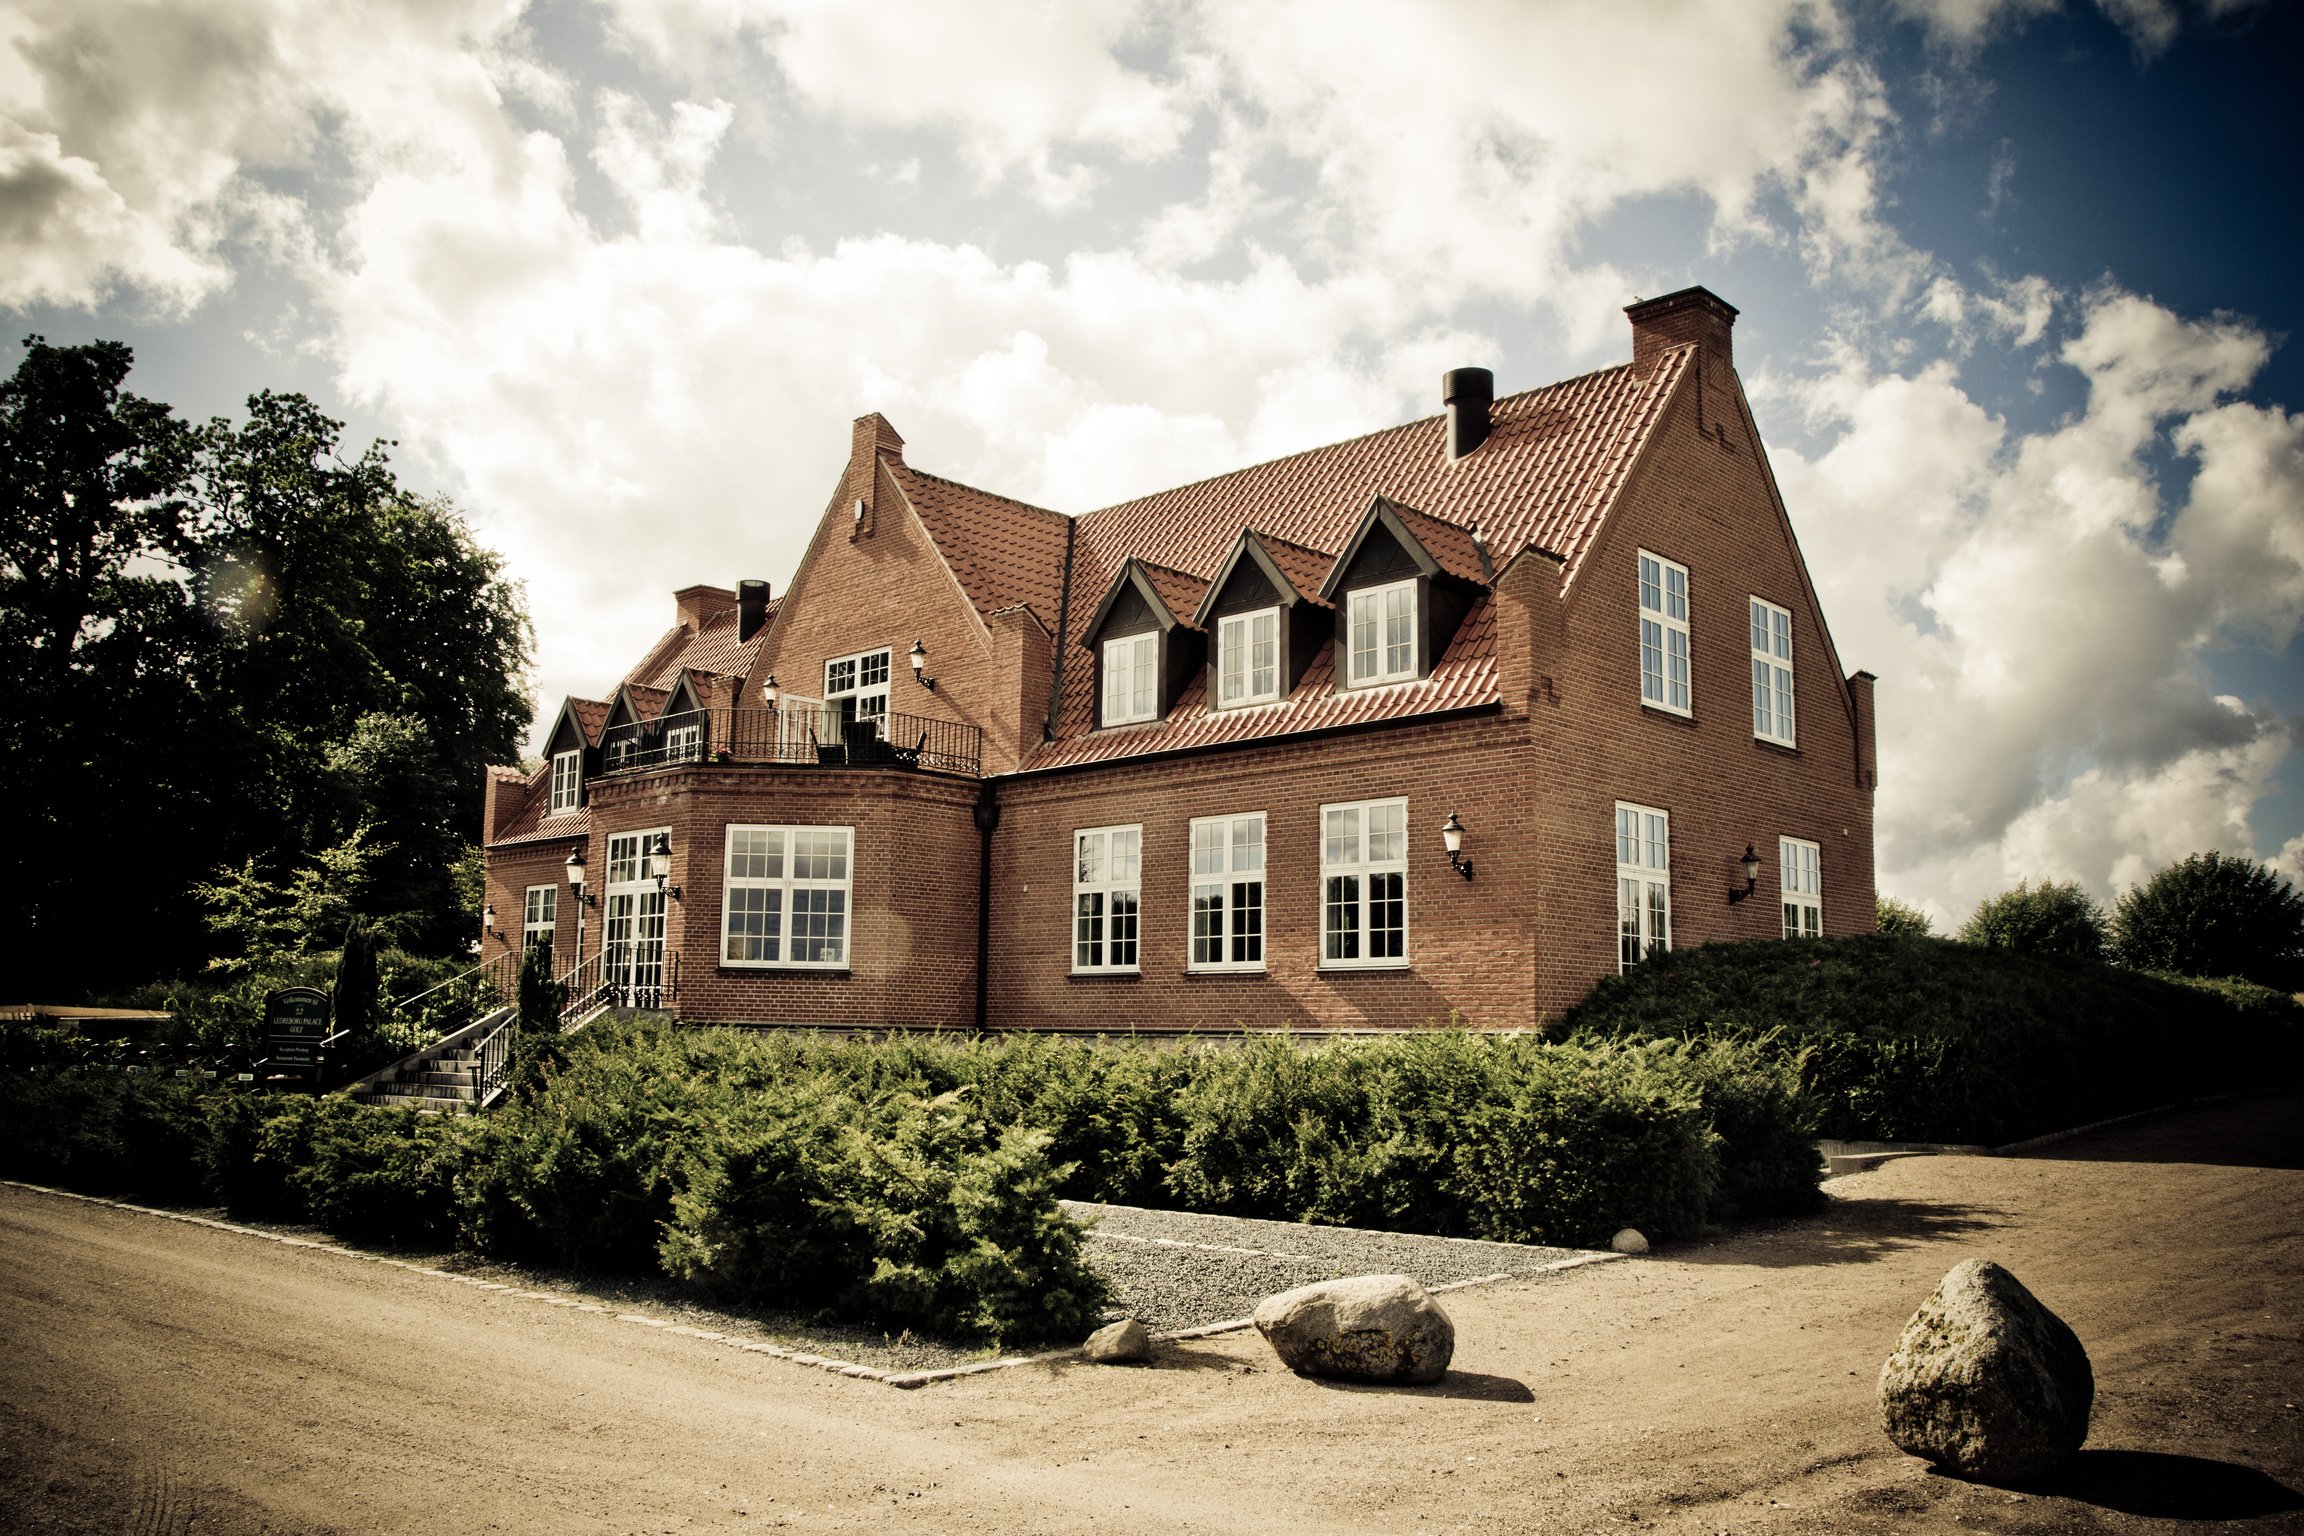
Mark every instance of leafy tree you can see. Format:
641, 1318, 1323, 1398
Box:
1959, 879, 2107, 962
517, 940, 565, 1034
2110, 852, 2304, 989
334, 916, 381, 1055
1876, 895, 1934, 938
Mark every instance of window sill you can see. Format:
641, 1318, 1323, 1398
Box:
1640, 703, 1698, 727
1753, 735, 1800, 756
1068, 969, 1141, 980
1316, 962, 1411, 975
717, 964, 852, 977
1185, 965, 1268, 977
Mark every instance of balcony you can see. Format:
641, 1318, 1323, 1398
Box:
596, 704, 982, 778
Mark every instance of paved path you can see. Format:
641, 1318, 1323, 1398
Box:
3, 1091, 2301, 1534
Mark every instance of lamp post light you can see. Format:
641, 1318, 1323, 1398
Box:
1727, 843, 1762, 904
566, 844, 590, 981
1440, 811, 1474, 880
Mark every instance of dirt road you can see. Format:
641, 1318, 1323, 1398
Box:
3, 1092, 2300, 1535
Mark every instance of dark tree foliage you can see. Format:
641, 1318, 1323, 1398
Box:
1875, 895, 1934, 938
334, 917, 380, 1052
1, 338, 533, 993
2111, 851, 2304, 989
1958, 879, 2107, 962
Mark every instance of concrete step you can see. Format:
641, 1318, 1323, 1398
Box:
396, 1068, 479, 1088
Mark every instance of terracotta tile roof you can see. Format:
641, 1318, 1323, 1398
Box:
492, 797, 592, 849
624, 604, 774, 691
619, 684, 670, 721
567, 698, 611, 746
1251, 532, 1338, 607
892, 463, 1073, 630
1029, 594, 1499, 771
1135, 562, 1210, 633
1386, 500, 1493, 583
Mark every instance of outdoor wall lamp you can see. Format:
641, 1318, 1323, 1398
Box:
909, 639, 937, 691
1727, 843, 1762, 904
648, 832, 681, 902
761, 673, 780, 709
565, 845, 594, 906
483, 904, 496, 933
1440, 811, 1474, 880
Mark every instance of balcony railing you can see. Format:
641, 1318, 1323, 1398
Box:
597, 705, 982, 778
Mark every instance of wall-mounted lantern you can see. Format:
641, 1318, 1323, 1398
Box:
909, 639, 937, 691
1727, 844, 1761, 904
648, 832, 681, 902
761, 673, 780, 709
1441, 811, 1474, 880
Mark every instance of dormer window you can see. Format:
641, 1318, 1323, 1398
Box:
1217, 608, 1281, 706
1346, 578, 1417, 686
1103, 633, 1159, 725
548, 749, 581, 813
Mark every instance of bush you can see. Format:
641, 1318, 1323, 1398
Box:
2111, 851, 2304, 989
1876, 895, 1934, 938
1564, 934, 2304, 1143
1959, 880, 2107, 961
297, 1097, 472, 1247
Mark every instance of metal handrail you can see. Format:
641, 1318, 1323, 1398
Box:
389, 948, 521, 1012
596, 704, 982, 777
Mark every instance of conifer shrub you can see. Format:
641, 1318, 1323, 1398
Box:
297, 1097, 471, 1247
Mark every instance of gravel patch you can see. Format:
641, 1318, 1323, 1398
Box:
1065, 1199, 1602, 1333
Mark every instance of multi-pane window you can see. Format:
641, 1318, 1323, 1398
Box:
1638, 551, 1691, 715
1073, 825, 1142, 971
1347, 579, 1418, 686
722, 825, 853, 968
1190, 813, 1265, 970
1781, 837, 1822, 939
549, 749, 581, 812
664, 720, 703, 762
1321, 798, 1407, 966
521, 885, 556, 950
1217, 609, 1281, 707
824, 648, 891, 733
1751, 598, 1795, 745
1102, 634, 1159, 726
1616, 802, 1671, 970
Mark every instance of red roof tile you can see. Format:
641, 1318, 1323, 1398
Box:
567, 698, 611, 746
892, 463, 1073, 631
491, 799, 592, 849
624, 604, 773, 691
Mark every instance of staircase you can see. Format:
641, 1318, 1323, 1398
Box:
344, 1006, 516, 1114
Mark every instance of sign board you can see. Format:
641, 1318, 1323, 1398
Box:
270, 1042, 320, 1066
264, 987, 332, 1043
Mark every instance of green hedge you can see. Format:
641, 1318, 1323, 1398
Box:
1562, 935, 2304, 1144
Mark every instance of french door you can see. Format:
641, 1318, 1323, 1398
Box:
602, 828, 669, 1008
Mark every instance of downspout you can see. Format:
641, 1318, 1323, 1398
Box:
1044, 517, 1077, 740
972, 779, 1001, 1033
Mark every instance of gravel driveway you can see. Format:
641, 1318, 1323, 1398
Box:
1065, 1200, 1606, 1334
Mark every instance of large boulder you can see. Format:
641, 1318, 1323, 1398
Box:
1083, 1318, 1152, 1364
1878, 1258, 2093, 1483
1252, 1274, 1455, 1385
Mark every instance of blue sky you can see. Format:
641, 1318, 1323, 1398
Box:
5, 0, 2299, 926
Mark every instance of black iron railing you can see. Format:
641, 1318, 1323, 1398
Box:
597, 705, 982, 778
556, 944, 679, 1018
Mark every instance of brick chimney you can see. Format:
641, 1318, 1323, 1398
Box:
673, 583, 736, 632
849, 413, 905, 540
1625, 286, 1738, 378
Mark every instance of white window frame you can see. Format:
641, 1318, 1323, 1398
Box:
1638, 551, 1692, 716
1216, 608, 1282, 708
1072, 825, 1142, 973
1346, 578, 1419, 687
1320, 797, 1408, 969
720, 824, 854, 969
664, 719, 703, 762
824, 648, 891, 734
1781, 837, 1822, 940
1616, 802, 1672, 970
548, 748, 582, 813
1750, 596, 1795, 746
1189, 813, 1266, 971
1101, 633, 1159, 726
521, 884, 557, 950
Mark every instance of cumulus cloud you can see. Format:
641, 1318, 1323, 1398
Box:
1775, 288, 2301, 924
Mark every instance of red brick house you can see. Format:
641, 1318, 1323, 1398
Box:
481, 287, 1877, 1032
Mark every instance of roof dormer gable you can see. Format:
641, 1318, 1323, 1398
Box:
1079, 558, 1203, 651
1318, 495, 1489, 601
1080, 559, 1208, 729
661, 671, 708, 720
1320, 496, 1488, 690
1191, 529, 1331, 627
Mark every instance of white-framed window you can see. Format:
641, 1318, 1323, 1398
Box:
1190, 813, 1266, 970
605, 733, 638, 771
1638, 551, 1691, 715
548, 748, 581, 813
1073, 825, 1141, 972
1346, 579, 1418, 686
665, 719, 703, 762
1750, 597, 1795, 746
1217, 609, 1281, 707
1781, 837, 1822, 939
722, 825, 853, 968
1616, 802, 1671, 970
521, 884, 557, 949
1321, 798, 1407, 967
824, 648, 891, 732
1102, 633, 1159, 726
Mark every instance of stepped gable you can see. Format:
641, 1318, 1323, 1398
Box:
624, 602, 773, 691
891, 463, 1073, 631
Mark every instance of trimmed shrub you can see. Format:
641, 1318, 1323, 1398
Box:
2112, 851, 2304, 989
1959, 880, 2107, 962
297, 1097, 472, 1248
